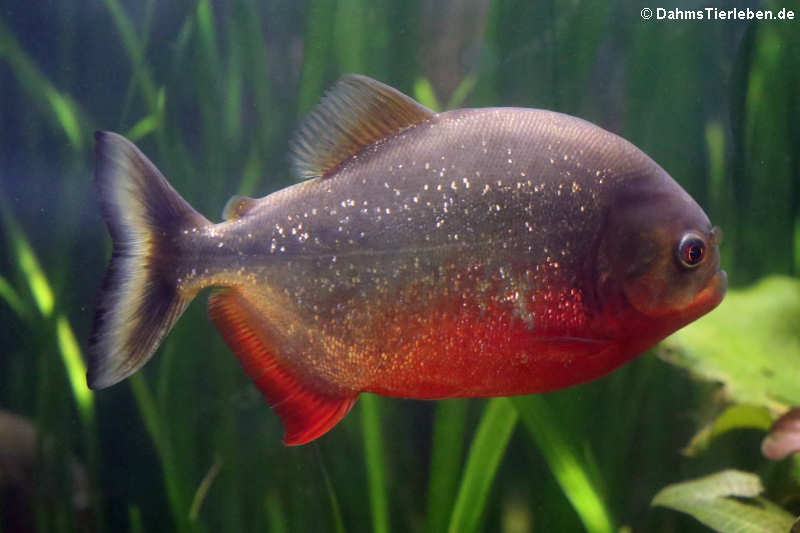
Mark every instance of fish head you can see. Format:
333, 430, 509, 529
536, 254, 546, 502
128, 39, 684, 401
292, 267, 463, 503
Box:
596, 174, 726, 329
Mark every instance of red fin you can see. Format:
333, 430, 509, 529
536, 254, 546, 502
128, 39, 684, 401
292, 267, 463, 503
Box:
208, 289, 356, 445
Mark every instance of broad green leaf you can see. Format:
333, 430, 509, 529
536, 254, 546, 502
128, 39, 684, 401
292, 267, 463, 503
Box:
652, 470, 795, 533
684, 404, 773, 456
658, 276, 800, 410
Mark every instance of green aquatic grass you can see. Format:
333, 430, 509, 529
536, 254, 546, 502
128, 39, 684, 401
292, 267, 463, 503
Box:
194, 0, 226, 187
445, 73, 479, 111
448, 398, 518, 533
0, 197, 100, 531
188, 455, 223, 522
297, 0, 337, 113
0, 17, 86, 148
0, 198, 55, 318
425, 399, 468, 533
1, 1, 799, 532
128, 374, 193, 533
228, 0, 276, 180
704, 120, 734, 271
55, 316, 93, 423
316, 446, 347, 533
729, 13, 799, 283
512, 395, 614, 533
125, 87, 165, 142
0, 273, 28, 319
0, 199, 93, 422
101, 0, 159, 114
334, 0, 368, 73
128, 506, 145, 533
413, 77, 441, 111
264, 489, 288, 533
360, 395, 390, 533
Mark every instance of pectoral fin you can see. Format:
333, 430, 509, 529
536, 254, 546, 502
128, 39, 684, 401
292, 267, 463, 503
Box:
208, 289, 356, 445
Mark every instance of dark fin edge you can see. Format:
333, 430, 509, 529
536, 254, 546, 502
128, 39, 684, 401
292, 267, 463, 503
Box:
289, 74, 435, 180
208, 289, 357, 445
88, 131, 210, 389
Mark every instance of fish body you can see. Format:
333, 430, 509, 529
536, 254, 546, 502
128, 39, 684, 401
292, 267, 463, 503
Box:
89, 75, 726, 444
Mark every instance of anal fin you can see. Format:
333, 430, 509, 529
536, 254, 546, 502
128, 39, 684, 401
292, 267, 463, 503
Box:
208, 289, 356, 445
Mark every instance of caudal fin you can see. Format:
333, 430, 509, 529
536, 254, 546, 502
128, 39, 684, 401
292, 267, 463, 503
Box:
88, 131, 210, 389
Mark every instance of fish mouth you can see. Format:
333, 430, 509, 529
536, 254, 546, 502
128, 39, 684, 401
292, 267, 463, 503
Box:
686, 269, 727, 318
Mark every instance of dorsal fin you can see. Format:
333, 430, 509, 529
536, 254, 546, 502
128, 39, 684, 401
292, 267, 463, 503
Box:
222, 195, 259, 220
290, 74, 435, 180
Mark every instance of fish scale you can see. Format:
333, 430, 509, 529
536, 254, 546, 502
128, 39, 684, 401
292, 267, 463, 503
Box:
88, 74, 726, 445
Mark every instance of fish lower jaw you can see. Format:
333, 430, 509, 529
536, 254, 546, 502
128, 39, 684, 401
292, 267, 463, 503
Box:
665, 269, 727, 327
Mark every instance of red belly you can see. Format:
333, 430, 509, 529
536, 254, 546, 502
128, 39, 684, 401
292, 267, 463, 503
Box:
362, 283, 639, 398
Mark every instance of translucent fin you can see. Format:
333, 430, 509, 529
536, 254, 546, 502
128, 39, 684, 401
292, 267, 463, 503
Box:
222, 195, 259, 220
208, 289, 357, 445
88, 131, 210, 389
290, 74, 435, 180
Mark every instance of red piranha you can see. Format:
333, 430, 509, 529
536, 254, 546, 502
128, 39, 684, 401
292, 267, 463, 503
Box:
88, 75, 726, 445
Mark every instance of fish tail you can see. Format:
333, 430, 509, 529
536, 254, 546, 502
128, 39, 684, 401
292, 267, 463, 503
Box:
88, 131, 210, 389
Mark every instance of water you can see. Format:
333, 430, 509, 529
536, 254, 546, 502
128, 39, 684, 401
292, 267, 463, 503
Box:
1, 1, 798, 531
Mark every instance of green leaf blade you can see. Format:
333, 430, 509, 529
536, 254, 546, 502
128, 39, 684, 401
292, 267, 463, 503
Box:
659, 276, 800, 409
426, 399, 468, 533
361, 394, 390, 533
512, 395, 614, 533
448, 398, 517, 533
652, 470, 795, 533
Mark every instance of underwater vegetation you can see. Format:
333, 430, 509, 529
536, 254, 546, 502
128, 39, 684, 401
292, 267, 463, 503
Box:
1, 0, 799, 531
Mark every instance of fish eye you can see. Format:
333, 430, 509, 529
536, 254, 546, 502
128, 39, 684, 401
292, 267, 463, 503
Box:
677, 232, 706, 269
